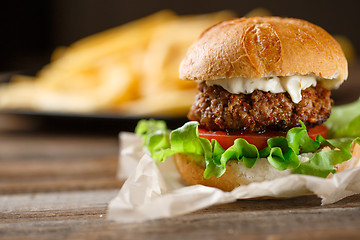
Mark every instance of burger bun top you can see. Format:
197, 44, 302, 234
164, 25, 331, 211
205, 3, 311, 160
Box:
179, 17, 348, 89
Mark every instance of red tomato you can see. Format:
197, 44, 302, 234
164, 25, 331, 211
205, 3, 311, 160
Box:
198, 124, 328, 150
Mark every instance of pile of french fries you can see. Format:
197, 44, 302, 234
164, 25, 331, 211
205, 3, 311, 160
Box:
0, 10, 235, 116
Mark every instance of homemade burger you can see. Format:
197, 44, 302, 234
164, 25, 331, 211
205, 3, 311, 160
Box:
136, 16, 360, 191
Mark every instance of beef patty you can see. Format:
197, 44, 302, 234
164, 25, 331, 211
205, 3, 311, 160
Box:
188, 82, 333, 133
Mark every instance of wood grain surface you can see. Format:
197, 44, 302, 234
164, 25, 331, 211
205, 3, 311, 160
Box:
1, 121, 360, 240
1, 62, 360, 239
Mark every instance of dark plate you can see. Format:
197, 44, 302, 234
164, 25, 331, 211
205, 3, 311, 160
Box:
0, 109, 188, 135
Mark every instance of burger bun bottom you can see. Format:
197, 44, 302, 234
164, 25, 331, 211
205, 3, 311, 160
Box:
174, 144, 360, 192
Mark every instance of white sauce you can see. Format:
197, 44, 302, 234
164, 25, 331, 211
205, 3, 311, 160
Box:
205, 75, 317, 103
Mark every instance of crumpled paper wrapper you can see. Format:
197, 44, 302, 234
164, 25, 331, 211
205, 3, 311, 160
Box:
108, 132, 360, 223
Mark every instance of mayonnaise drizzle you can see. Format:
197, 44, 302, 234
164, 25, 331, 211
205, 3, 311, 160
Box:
205, 75, 317, 103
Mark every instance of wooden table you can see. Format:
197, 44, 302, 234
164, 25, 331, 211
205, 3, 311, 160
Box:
1, 63, 360, 239
1, 117, 360, 240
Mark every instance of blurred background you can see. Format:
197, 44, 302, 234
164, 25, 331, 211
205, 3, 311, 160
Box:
0, 0, 360, 133
1, 0, 359, 72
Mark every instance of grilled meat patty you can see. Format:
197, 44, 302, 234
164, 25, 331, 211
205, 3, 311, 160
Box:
188, 82, 333, 133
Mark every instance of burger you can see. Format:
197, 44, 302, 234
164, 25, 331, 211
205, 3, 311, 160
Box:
135, 16, 360, 191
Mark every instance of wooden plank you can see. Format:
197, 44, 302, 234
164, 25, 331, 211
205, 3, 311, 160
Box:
0, 189, 118, 213
0, 156, 118, 179
0, 177, 123, 194
0, 195, 359, 240
0, 133, 124, 194
0, 156, 118, 180
0, 134, 119, 160
0, 151, 124, 194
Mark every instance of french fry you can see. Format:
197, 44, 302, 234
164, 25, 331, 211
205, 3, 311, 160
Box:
67, 10, 177, 55
50, 46, 68, 62
333, 35, 356, 64
41, 10, 177, 73
245, 7, 272, 17
95, 61, 139, 105
9, 74, 35, 83
141, 10, 235, 97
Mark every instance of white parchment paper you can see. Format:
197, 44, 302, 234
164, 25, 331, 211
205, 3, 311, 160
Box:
108, 132, 360, 223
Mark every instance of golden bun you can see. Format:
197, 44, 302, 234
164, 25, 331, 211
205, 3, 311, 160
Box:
174, 144, 360, 191
179, 17, 348, 88
174, 153, 291, 191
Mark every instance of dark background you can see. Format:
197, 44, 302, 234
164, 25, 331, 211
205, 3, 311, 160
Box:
1, 0, 359, 72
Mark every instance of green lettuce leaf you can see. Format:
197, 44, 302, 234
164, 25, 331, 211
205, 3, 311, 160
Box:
169, 121, 204, 156
203, 140, 226, 178
220, 138, 259, 168
293, 137, 360, 178
135, 119, 168, 138
135, 119, 172, 162
325, 98, 360, 138
267, 137, 300, 170
286, 121, 320, 154
135, 119, 359, 179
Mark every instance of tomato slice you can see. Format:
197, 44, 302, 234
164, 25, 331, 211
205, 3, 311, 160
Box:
198, 124, 328, 150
